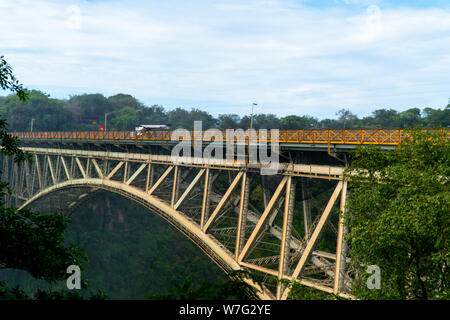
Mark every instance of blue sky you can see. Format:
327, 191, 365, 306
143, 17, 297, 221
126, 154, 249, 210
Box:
1, 0, 449, 119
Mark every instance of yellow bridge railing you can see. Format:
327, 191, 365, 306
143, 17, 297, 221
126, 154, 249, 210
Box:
12, 129, 414, 146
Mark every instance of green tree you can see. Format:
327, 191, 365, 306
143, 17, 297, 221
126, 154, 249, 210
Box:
344, 129, 449, 299
399, 108, 422, 128
422, 106, 450, 128
280, 115, 318, 129
0, 57, 90, 299
110, 106, 142, 130
0, 208, 87, 283
0, 56, 28, 102
141, 105, 168, 125
367, 109, 401, 128
239, 115, 251, 129
146, 271, 259, 300
167, 108, 191, 129
287, 281, 334, 300
217, 114, 240, 129
189, 109, 217, 129
252, 113, 280, 129
336, 108, 358, 129
108, 93, 144, 110
0, 90, 68, 132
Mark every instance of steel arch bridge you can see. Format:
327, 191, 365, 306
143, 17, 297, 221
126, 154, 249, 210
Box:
5, 128, 449, 299
2, 143, 355, 300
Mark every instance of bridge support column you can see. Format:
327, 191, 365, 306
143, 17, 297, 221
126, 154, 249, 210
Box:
171, 166, 179, 207
200, 168, 211, 229
13, 161, 19, 207
283, 180, 344, 300
262, 175, 269, 209
145, 163, 151, 192
235, 171, 249, 260
301, 177, 311, 235
277, 176, 295, 300
3, 156, 9, 205
122, 161, 128, 183
35, 154, 42, 192
334, 181, 348, 294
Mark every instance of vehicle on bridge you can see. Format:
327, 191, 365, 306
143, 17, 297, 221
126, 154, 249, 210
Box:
133, 124, 170, 137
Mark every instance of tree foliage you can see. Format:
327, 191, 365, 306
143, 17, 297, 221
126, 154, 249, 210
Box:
344, 129, 449, 299
146, 270, 259, 300
0, 208, 87, 282
0, 91, 448, 132
0, 56, 91, 300
0, 56, 28, 102
60, 191, 228, 299
286, 281, 335, 300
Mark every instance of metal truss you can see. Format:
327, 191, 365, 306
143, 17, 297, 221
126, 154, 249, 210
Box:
2, 147, 354, 300
13, 128, 409, 146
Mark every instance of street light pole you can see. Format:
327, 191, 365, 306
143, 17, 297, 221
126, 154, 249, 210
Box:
250, 103, 257, 130
30, 118, 35, 132
105, 113, 109, 132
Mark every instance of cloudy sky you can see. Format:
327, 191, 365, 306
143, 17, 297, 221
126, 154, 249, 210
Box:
1, 0, 449, 119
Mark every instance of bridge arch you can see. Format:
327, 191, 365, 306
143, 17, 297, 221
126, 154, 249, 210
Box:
4, 147, 356, 300
18, 178, 271, 299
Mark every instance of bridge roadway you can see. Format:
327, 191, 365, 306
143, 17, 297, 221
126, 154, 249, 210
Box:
12, 128, 404, 154
2, 129, 412, 300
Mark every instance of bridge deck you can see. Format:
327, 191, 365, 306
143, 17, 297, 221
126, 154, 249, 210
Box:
12, 129, 407, 152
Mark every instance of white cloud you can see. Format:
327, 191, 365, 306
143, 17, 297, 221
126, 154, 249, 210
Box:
341, 0, 381, 5
1, 0, 449, 119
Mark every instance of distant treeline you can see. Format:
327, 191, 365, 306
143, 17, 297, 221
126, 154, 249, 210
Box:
0, 90, 448, 132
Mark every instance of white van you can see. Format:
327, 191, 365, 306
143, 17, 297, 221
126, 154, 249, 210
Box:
133, 124, 170, 137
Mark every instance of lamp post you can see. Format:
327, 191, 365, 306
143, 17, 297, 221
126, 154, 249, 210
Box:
250, 103, 257, 130
104, 111, 120, 132
104, 112, 109, 132
30, 118, 35, 132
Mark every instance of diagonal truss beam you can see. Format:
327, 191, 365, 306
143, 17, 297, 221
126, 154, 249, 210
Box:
126, 163, 147, 185
148, 166, 174, 195
238, 176, 288, 263
203, 171, 244, 232
91, 158, 104, 179
34, 154, 42, 190
60, 156, 71, 180
290, 181, 343, 279
145, 163, 152, 192
277, 176, 295, 299
280, 180, 343, 300
334, 180, 348, 294
235, 171, 249, 260
171, 166, 179, 207
200, 168, 210, 229
47, 155, 56, 184
174, 169, 205, 210
106, 161, 124, 180
75, 158, 87, 178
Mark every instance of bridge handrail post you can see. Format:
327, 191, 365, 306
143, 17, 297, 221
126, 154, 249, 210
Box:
327, 130, 330, 154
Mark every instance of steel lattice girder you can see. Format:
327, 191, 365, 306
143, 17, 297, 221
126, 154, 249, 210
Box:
1, 147, 354, 300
